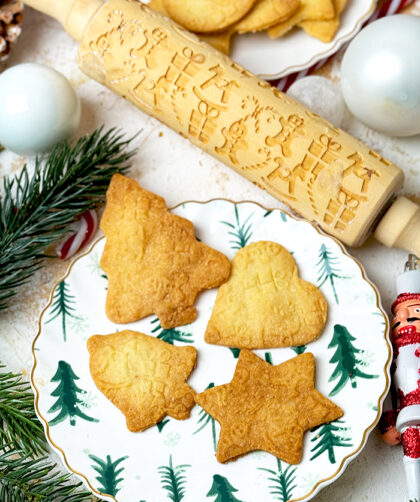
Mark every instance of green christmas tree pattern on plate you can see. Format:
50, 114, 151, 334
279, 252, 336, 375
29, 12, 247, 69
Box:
220, 204, 253, 250
310, 419, 353, 463
263, 210, 287, 222
158, 454, 190, 502
292, 345, 307, 355
89, 453, 128, 497
316, 244, 346, 304
194, 383, 217, 452
46, 280, 82, 341
157, 418, 170, 433
32, 201, 389, 501
150, 317, 194, 344
48, 360, 99, 426
259, 458, 297, 502
328, 324, 378, 396
207, 474, 243, 502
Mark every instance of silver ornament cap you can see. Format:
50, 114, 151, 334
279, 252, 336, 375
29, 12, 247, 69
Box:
396, 255, 420, 295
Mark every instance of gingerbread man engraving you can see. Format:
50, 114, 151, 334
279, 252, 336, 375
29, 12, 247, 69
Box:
215, 120, 248, 165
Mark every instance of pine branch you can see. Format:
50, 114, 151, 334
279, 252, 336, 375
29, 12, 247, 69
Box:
150, 318, 193, 345
88, 454, 127, 497
220, 205, 253, 250
0, 127, 136, 310
193, 383, 217, 451
158, 455, 190, 502
47, 281, 80, 342
0, 365, 47, 457
0, 447, 101, 502
259, 459, 297, 502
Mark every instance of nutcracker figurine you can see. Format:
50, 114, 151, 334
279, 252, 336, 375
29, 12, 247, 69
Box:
380, 254, 420, 499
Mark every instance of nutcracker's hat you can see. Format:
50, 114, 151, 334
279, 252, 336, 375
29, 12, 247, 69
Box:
392, 293, 420, 314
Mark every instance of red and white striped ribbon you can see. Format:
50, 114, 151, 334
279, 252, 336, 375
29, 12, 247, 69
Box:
271, 0, 415, 92
55, 209, 98, 260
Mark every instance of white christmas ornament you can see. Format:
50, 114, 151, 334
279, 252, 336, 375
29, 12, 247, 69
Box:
341, 15, 420, 137
0, 63, 81, 155
286, 76, 346, 127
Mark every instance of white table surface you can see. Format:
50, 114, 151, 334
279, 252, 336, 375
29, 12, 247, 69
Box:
1, 4, 420, 501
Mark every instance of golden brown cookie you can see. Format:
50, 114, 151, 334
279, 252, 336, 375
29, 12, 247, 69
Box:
195, 350, 343, 464
162, 0, 257, 33
299, 0, 347, 42
148, 0, 232, 53
100, 174, 231, 328
199, 30, 233, 54
87, 330, 197, 432
148, 0, 167, 15
205, 241, 327, 349
234, 0, 301, 34
268, 0, 335, 38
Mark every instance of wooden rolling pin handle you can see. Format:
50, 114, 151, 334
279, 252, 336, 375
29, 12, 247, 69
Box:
22, 0, 103, 41
375, 197, 420, 257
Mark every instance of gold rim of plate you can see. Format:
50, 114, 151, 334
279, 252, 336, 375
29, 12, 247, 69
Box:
30, 198, 391, 502
255, 0, 377, 80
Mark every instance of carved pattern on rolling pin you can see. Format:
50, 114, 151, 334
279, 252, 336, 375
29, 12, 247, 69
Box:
324, 187, 367, 232
78, 0, 403, 245
265, 115, 305, 157
190, 87, 227, 144
344, 152, 380, 194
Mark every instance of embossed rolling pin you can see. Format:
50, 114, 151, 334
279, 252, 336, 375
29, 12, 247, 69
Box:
23, 0, 420, 253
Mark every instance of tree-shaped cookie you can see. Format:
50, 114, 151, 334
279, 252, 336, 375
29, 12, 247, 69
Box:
100, 174, 231, 328
87, 330, 197, 431
195, 351, 342, 464
205, 241, 327, 349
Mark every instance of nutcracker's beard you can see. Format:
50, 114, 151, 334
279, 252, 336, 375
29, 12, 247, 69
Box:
392, 324, 420, 354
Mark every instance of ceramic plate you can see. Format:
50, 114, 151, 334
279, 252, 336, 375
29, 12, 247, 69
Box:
32, 200, 390, 502
229, 0, 377, 79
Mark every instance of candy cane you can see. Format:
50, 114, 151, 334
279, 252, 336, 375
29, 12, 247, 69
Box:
55, 209, 98, 259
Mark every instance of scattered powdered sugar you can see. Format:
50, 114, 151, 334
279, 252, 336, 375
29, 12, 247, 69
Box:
287, 75, 347, 127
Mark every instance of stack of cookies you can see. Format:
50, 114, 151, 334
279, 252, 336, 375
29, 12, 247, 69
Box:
146, 0, 348, 55
87, 174, 343, 465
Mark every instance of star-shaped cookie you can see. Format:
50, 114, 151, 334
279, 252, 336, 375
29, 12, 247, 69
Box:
195, 350, 343, 464
100, 174, 231, 328
87, 330, 197, 432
